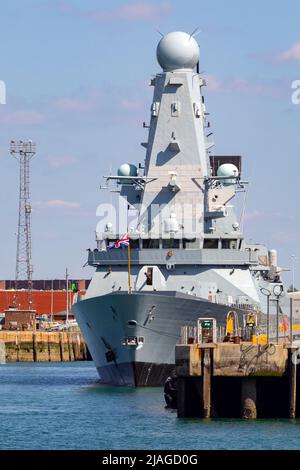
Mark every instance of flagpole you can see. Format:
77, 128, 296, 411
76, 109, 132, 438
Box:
127, 242, 132, 294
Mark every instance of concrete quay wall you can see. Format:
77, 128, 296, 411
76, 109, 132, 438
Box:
0, 331, 90, 363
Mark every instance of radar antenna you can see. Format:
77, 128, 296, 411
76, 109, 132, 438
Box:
189, 26, 201, 39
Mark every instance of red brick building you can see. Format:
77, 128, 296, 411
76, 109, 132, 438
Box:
0, 279, 89, 319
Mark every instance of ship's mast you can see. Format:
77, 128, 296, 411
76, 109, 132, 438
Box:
137, 31, 208, 240
101, 32, 244, 243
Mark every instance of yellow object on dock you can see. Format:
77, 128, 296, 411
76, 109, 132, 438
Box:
226, 317, 234, 335
225, 310, 239, 336
252, 334, 268, 345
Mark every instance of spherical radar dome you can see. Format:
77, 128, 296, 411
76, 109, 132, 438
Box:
117, 163, 138, 177
117, 163, 138, 185
217, 164, 239, 186
156, 31, 199, 71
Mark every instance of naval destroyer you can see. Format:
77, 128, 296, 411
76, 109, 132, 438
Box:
73, 31, 288, 386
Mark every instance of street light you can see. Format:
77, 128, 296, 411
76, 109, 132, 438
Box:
290, 255, 298, 344
290, 255, 298, 292
260, 287, 271, 344
273, 284, 284, 344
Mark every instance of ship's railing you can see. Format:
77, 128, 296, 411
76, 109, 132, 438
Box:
179, 326, 198, 345
179, 320, 300, 346
212, 292, 258, 311
87, 248, 258, 267
179, 324, 226, 344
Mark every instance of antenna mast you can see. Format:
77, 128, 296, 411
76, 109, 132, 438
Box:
10, 140, 36, 310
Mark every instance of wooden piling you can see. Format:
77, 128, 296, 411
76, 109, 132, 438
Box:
82, 341, 88, 360
177, 378, 187, 418
289, 348, 297, 419
16, 332, 19, 362
72, 333, 77, 360
32, 333, 37, 362
59, 332, 64, 362
74, 333, 80, 361
203, 348, 212, 418
48, 332, 51, 362
67, 333, 72, 361
241, 378, 257, 419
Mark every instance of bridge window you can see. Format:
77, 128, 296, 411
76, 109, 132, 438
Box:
222, 239, 238, 249
142, 239, 159, 249
203, 239, 219, 249
130, 239, 140, 249
162, 239, 180, 249
183, 238, 200, 249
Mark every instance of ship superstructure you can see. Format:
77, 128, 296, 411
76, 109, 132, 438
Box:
73, 31, 287, 386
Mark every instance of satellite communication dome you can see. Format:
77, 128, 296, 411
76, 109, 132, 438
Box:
156, 31, 199, 71
117, 163, 138, 184
217, 164, 239, 186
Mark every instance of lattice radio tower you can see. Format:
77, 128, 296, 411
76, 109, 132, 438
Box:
10, 140, 36, 310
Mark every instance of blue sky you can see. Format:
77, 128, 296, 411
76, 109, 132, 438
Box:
0, 0, 299, 286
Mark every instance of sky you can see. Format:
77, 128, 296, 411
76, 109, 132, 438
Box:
0, 0, 299, 287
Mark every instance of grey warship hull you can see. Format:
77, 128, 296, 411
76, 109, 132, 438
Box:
73, 291, 248, 386
73, 31, 288, 387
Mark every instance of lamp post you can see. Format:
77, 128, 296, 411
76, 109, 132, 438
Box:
50, 279, 54, 324
290, 255, 298, 344
66, 268, 69, 325
290, 296, 293, 345
290, 255, 298, 293
273, 284, 284, 344
261, 288, 271, 343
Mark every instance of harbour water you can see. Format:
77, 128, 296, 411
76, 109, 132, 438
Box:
0, 362, 299, 450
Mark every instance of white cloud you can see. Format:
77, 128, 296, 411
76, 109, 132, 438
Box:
47, 155, 77, 169
272, 231, 300, 243
277, 42, 300, 62
0, 110, 45, 125
120, 99, 142, 110
83, 2, 171, 23
51, 1, 171, 23
205, 74, 280, 97
244, 210, 284, 221
34, 200, 80, 210
56, 97, 97, 112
